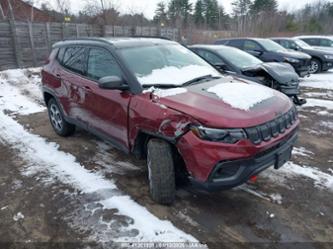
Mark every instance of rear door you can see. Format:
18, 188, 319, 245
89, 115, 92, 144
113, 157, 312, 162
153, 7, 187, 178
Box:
82, 47, 132, 151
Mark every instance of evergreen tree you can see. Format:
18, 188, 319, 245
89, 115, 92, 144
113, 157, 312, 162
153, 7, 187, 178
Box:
194, 0, 205, 26
232, 0, 252, 16
167, 0, 192, 27
204, 0, 219, 29
153, 2, 168, 25
250, 0, 278, 14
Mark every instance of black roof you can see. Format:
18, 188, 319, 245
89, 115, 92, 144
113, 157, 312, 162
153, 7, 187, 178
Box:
53, 37, 177, 49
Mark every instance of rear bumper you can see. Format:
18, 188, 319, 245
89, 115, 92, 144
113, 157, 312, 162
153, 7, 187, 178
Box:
190, 131, 297, 191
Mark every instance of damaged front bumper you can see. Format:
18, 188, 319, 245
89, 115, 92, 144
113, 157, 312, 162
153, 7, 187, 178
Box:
190, 131, 297, 191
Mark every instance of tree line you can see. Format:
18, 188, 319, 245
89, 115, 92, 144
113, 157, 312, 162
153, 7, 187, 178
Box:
32, 0, 333, 36
153, 0, 333, 35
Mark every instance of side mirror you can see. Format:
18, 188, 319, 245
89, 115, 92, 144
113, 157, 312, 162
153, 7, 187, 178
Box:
214, 63, 228, 71
98, 76, 128, 90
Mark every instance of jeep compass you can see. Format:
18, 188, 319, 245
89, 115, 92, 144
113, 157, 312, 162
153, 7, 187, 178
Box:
42, 38, 299, 204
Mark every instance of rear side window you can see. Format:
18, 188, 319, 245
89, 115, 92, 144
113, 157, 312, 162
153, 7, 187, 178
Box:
228, 40, 244, 48
87, 48, 123, 80
62, 47, 87, 75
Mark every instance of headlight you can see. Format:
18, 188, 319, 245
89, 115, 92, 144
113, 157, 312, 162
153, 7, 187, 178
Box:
324, 55, 333, 60
284, 57, 300, 63
191, 126, 247, 144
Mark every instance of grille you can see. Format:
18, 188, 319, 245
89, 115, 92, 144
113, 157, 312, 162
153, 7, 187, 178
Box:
245, 106, 298, 145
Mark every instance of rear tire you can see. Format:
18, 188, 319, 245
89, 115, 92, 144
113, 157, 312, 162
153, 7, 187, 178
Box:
147, 139, 176, 205
309, 58, 322, 74
47, 98, 75, 137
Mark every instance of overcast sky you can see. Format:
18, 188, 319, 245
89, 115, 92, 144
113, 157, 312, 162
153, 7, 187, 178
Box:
48, 0, 333, 19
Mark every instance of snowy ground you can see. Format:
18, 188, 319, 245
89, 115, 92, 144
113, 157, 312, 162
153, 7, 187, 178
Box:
0, 68, 332, 248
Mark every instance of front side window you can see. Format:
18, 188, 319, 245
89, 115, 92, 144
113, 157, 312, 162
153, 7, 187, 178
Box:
62, 47, 87, 75
303, 39, 319, 46
196, 50, 224, 65
87, 48, 123, 80
118, 43, 220, 86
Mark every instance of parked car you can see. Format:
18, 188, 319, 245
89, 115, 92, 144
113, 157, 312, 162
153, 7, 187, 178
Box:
42, 37, 299, 204
271, 37, 333, 74
215, 38, 311, 77
295, 35, 333, 53
190, 44, 306, 105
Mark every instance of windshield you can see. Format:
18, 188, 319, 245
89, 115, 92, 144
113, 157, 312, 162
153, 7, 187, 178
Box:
295, 39, 312, 49
118, 44, 220, 86
217, 47, 263, 69
257, 39, 287, 52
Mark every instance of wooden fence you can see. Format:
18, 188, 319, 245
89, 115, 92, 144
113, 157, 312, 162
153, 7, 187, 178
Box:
0, 21, 179, 71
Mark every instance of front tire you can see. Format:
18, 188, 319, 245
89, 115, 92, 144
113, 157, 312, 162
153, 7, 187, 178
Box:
147, 139, 176, 204
47, 98, 75, 137
309, 59, 322, 74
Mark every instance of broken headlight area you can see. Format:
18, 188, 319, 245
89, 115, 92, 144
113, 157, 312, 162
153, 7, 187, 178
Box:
191, 126, 247, 144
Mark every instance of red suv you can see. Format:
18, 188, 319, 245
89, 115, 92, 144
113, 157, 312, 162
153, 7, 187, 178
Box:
42, 38, 299, 204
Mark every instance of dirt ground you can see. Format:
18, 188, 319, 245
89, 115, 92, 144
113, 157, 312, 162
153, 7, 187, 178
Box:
0, 71, 333, 249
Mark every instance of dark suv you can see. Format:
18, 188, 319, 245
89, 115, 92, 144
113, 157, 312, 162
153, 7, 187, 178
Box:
215, 38, 311, 77
272, 37, 333, 74
42, 38, 299, 204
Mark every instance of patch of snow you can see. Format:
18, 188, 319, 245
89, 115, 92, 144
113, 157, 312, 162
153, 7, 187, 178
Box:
302, 98, 333, 110
292, 147, 314, 158
0, 111, 196, 243
268, 161, 333, 191
269, 193, 282, 205
207, 82, 275, 111
328, 168, 333, 174
300, 72, 333, 90
143, 86, 188, 98
1, 68, 43, 104
177, 211, 199, 227
0, 73, 44, 115
153, 88, 188, 98
1, 206, 8, 211
137, 65, 219, 86
13, 212, 24, 221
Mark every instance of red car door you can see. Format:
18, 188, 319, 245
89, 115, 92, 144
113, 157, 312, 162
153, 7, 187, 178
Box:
81, 47, 132, 151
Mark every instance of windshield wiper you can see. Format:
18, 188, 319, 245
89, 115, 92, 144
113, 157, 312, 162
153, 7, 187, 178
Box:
182, 74, 220, 86
142, 84, 181, 88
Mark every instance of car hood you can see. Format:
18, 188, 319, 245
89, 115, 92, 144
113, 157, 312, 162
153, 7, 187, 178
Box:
242, 62, 299, 84
153, 77, 293, 128
277, 50, 311, 59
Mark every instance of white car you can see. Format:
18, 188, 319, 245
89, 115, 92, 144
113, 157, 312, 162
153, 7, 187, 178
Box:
295, 35, 333, 53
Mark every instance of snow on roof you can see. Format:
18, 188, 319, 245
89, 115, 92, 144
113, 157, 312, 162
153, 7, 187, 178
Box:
207, 82, 275, 111
137, 65, 219, 86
